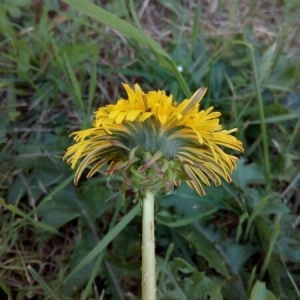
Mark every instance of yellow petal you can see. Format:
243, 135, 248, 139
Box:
126, 110, 143, 122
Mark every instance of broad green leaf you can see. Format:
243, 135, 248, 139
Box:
36, 175, 74, 210
157, 257, 188, 300
157, 257, 223, 300
222, 242, 257, 275
232, 158, 266, 190
176, 225, 232, 279
245, 194, 272, 239
0, 280, 11, 297
249, 280, 278, 300
210, 60, 225, 98
7, 175, 25, 205
156, 208, 218, 228
258, 43, 276, 83
278, 237, 300, 263
159, 182, 227, 217
37, 188, 80, 229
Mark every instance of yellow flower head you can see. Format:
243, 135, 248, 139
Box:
64, 84, 243, 199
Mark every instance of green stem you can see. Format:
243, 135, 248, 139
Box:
142, 191, 156, 300
250, 46, 271, 188
231, 40, 271, 189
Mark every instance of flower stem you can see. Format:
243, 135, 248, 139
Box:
142, 191, 156, 300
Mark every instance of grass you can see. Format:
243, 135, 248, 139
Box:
1, 0, 300, 299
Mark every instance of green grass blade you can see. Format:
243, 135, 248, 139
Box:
249, 45, 271, 188
286, 115, 300, 153
0, 4, 16, 39
105, 259, 125, 300
189, 1, 200, 59
259, 214, 281, 279
35, 175, 74, 210
128, 0, 169, 65
248, 113, 300, 125
235, 212, 249, 243
254, 217, 282, 295
156, 208, 218, 228
0, 198, 59, 234
27, 265, 61, 300
168, 59, 191, 98
281, 171, 300, 199
64, 204, 140, 281
210, 283, 224, 300
64, 54, 84, 112
246, 265, 258, 298
258, 43, 276, 83
61, 0, 191, 97
231, 40, 271, 188
81, 199, 123, 300
81, 251, 105, 300
128, 0, 190, 97
60, 0, 166, 57
87, 56, 97, 117
158, 243, 174, 284
0, 280, 11, 298
245, 195, 271, 240
280, 254, 300, 298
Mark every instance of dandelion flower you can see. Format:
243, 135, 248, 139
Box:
64, 84, 243, 199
